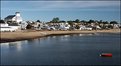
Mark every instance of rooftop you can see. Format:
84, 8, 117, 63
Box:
5, 15, 15, 19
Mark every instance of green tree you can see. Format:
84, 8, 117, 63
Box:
51, 17, 59, 23
80, 20, 87, 25
110, 21, 118, 24
59, 20, 66, 23
75, 19, 80, 23
88, 19, 95, 24
103, 21, 109, 24
36, 20, 41, 22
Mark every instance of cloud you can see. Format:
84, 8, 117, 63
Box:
24, 1, 119, 8
1, 1, 120, 11
26, 1, 120, 10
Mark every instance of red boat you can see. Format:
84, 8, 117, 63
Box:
100, 53, 112, 57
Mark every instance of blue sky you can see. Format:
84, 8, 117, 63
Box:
1, 1, 120, 22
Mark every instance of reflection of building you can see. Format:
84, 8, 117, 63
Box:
4, 12, 22, 23
9, 41, 22, 51
0, 42, 22, 51
0, 43, 10, 49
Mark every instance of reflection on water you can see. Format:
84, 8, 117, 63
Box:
1, 41, 28, 51
63, 35, 70, 37
79, 34, 93, 36
0, 33, 120, 65
0, 33, 101, 48
0, 34, 94, 50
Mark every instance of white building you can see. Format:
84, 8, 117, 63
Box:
4, 12, 22, 23
0, 20, 20, 32
59, 22, 70, 30
79, 25, 92, 31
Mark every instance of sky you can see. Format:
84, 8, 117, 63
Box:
1, 0, 120, 22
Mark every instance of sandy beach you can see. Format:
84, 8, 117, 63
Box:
0, 29, 120, 43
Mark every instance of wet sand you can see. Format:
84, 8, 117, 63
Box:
0, 29, 120, 43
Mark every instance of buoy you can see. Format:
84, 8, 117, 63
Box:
100, 53, 112, 57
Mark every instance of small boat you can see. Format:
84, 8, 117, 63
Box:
100, 53, 112, 57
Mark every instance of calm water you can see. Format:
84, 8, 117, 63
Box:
0, 33, 120, 65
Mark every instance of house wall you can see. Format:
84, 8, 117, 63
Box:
0, 24, 9, 27
12, 17, 16, 21
0, 23, 20, 32
12, 16, 22, 23
9, 26, 20, 30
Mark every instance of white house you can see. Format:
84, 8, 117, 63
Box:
0, 20, 20, 32
59, 22, 70, 30
4, 12, 22, 23
79, 25, 92, 31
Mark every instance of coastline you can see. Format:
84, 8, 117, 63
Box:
0, 29, 120, 43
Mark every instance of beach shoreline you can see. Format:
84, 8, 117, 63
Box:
0, 29, 120, 43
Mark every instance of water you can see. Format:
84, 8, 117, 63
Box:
0, 33, 120, 65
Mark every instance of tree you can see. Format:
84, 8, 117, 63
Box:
110, 21, 118, 24
59, 20, 66, 23
98, 20, 103, 24
75, 19, 80, 23
26, 24, 33, 29
75, 25, 80, 29
51, 17, 59, 23
88, 19, 95, 24
36, 20, 41, 22
103, 21, 109, 24
80, 20, 87, 25
81, 20, 87, 22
